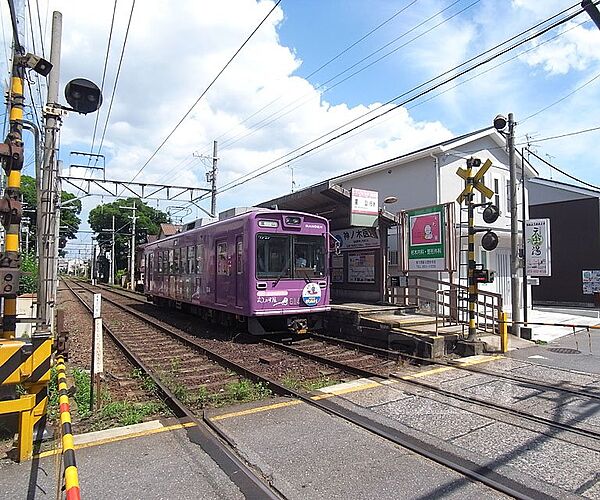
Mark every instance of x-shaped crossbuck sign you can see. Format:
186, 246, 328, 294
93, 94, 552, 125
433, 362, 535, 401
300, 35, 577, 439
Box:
456, 158, 494, 204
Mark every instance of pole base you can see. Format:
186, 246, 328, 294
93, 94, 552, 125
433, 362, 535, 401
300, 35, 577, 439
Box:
456, 340, 485, 356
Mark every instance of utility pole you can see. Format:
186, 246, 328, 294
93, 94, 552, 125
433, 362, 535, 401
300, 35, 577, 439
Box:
211, 140, 217, 217
123, 202, 137, 291
37, 11, 62, 332
110, 215, 115, 285
508, 113, 522, 338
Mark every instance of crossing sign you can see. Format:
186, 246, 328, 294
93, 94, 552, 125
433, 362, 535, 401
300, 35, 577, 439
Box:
456, 159, 494, 203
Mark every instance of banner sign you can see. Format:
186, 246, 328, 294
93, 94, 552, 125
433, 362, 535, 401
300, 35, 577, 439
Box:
525, 218, 551, 277
331, 227, 379, 251
350, 188, 378, 226
406, 205, 446, 271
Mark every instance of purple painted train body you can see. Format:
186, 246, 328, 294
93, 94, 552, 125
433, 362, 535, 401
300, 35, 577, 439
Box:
142, 209, 330, 334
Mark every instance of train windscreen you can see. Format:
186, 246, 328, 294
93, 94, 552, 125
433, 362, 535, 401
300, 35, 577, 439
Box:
256, 233, 325, 279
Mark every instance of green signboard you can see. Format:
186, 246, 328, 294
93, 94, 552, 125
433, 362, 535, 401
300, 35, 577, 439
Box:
406, 204, 446, 271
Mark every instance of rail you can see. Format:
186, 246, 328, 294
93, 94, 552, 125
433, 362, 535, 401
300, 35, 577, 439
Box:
387, 274, 503, 334
56, 355, 81, 500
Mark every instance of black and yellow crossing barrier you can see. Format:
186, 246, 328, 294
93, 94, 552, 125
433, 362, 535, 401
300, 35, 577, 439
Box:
56, 356, 81, 500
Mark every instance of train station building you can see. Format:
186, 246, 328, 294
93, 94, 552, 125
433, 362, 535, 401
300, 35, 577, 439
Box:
260, 127, 539, 309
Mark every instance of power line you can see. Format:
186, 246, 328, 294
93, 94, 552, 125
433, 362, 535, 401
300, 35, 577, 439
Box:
526, 125, 600, 143
522, 70, 600, 122
527, 148, 600, 191
213, 2, 584, 196
206, 0, 422, 154
213, 0, 468, 156
119, 0, 282, 190
89, 0, 118, 159
95, 0, 136, 156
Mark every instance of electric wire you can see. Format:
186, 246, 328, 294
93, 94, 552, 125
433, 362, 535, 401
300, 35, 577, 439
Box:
206, 0, 422, 154
33, 0, 44, 57
527, 148, 600, 191
522, 70, 600, 122
95, 0, 136, 157
119, 0, 282, 192
6, 0, 22, 52
88, 0, 118, 161
213, 0, 469, 155
526, 125, 600, 143
211, 2, 585, 197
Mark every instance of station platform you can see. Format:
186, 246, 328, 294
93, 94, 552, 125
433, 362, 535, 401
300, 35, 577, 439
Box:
0, 420, 243, 500
326, 303, 477, 358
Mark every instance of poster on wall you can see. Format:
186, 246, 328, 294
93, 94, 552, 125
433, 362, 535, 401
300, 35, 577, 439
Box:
350, 188, 378, 227
405, 205, 446, 271
582, 270, 600, 295
348, 252, 375, 283
525, 218, 551, 277
331, 268, 344, 283
331, 254, 344, 268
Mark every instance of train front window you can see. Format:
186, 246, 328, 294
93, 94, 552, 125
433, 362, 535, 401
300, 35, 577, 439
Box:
256, 233, 325, 280
256, 234, 290, 279
293, 235, 325, 278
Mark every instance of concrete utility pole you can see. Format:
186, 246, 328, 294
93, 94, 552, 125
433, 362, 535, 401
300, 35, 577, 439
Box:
37, 11, 62, 331
110, 215, 115, 285
124, 202, 137, 291
211, 140, 218, 217
508, 113, 522, 338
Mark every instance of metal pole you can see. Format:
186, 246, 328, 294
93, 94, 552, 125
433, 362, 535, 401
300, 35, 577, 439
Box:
211, 140, 217, 217
508, 113, 521, 337
129, 203, 136, 291
465, 160, 477, 341
37, 11, 62, 331
110, 215, 115, 285
521, 148, 528, 325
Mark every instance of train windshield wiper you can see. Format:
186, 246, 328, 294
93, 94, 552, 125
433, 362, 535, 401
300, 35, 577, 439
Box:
273, 258, 290, 286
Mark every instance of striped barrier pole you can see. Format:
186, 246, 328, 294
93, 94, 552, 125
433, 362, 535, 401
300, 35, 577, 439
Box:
56, 356, 81, 500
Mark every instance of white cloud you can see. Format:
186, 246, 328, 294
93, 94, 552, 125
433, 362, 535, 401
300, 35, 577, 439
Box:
520, 22, 600, 75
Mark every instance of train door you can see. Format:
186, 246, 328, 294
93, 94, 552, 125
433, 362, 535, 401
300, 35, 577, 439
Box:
215, 240, 229, 305
235, 236, 244, 308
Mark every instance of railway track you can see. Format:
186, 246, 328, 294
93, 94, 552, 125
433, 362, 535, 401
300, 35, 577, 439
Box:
64, 279, 561, 499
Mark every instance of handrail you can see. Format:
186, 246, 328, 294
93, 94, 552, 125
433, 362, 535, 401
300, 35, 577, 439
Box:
56, 356, 81, 500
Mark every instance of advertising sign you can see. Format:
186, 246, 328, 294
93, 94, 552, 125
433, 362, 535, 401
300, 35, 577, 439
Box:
348, 252, 375, 283
302, 282, 322, 306
582, 270, 600, 295
406, 205, 446, 271
331, 227, 379, 251
350, 188, 378, 226
525, 219, 551, 277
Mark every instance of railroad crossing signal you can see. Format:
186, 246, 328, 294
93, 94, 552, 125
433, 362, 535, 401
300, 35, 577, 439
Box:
456, 159, 494, 203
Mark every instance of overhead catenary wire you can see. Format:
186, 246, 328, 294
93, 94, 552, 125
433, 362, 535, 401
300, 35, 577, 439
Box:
95, 0, 136, 157
119, 0, 282, 192
88, 0, 118, 160
210, 2, 586, 198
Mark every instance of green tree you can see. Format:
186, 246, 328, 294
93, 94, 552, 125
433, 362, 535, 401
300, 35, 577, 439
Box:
20, 175, 82, 252
88, 198, 169, 275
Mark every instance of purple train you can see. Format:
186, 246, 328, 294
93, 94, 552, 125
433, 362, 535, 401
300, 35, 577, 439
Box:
142, 209, 330, 334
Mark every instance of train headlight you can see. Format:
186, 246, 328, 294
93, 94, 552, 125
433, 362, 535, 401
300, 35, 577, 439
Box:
258, 220, 278, 228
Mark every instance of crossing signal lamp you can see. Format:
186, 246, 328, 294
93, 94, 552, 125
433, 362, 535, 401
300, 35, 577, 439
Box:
481, 203, 499, 251
474, 265, 495, 284
65, 78, 103, 114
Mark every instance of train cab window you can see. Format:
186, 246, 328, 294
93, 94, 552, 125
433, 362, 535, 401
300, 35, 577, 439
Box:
168, 249, 174, 274
256, 234, 290, 279
217, 243, 228, 275
196, 244, 204, 275
293, 235, 325, 279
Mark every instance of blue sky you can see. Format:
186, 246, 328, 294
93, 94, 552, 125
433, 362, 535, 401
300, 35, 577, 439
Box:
1, 0, 599, 257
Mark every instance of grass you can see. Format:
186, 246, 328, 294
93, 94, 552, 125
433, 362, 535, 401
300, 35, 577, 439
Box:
282, 374, 335, 392
131, 368, 158, 393
190, 380, 273, 409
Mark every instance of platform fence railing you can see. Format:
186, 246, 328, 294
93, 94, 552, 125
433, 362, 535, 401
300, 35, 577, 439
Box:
386, 274, 503, 336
